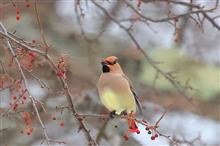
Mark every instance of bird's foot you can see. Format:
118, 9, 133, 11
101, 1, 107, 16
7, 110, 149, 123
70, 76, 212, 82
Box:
120, 110, 127, 116
110, 110, 116, 118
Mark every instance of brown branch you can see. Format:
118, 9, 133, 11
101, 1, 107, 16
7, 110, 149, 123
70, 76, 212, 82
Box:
124, 0, 217, 23
0, 60, 7, 74
22, 66, 50, 90
141, 0, 220, 31
0, 127, 10, 133
34, 0, 49, 54
96, 118, 110, 144
155, 108, 168, 128
156, 130, 179, 146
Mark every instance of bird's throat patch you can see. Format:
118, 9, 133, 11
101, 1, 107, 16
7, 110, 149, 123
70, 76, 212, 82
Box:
102, 65, 110, 73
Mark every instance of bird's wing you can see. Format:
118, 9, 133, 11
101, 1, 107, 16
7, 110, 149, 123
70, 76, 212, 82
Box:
122, 74, 143, 116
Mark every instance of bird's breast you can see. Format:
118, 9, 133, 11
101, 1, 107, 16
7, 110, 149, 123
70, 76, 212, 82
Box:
97, 74, 136, 114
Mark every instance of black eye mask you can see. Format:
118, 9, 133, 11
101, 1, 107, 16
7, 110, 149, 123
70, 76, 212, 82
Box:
106, 60, 117, 65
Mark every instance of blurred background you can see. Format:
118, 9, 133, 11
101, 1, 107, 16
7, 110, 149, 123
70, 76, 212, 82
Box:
0, 0, 220, 146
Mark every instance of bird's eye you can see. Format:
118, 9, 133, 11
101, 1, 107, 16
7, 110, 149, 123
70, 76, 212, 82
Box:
112, 60, 117, 64
105, 60, 117, 65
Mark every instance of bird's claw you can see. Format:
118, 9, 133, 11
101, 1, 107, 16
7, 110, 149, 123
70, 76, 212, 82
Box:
110, 111, 116, 118
120, 110, 127, 116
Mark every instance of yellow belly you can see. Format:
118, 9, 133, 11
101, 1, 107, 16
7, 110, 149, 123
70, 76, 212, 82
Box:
100, 88, 136, 115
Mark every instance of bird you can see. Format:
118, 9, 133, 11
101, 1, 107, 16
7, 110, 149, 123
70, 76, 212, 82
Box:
97, 56, 142, 132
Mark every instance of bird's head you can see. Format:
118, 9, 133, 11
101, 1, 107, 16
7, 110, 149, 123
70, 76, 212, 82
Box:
101, 56, 123, 74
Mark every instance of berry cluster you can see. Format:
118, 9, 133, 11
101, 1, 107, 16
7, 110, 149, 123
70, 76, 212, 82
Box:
56, 56, 66, 78
28, 51, 37, 69
20, 111, 33, 135
145, 126, 159, 140
16, 47, 38, 70
123, 113, 141, 141
122, 117, 160, 142
14, 0, 31, 21
9, 86, 27, 111
15, 7, 20, 21
51, 114, 65, 128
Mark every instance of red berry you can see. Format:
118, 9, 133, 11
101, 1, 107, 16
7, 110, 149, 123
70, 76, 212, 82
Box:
145, 127, 149, 131
155, 134, 158, 137
123, 134, 129, 141
174, 17, 179, 22
26, 3, 31, 8
13, 96, 17, 100
60, 121, 64, 127
151, 136, 155, 140
22, 96, 27, 100
57, 71, 65, 77
13, 106, 17, 110
28, 52, 36, 58
32, 40, 36, 44
16, 8, 20, 14
136, 129, 140, 134
16, 15, 20, 21
52, 116, 56, 120
28, 64, 32, 68
137, 0, 142, 8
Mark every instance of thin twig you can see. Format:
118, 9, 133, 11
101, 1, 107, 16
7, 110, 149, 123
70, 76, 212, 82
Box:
96, 118, 110, 144
34, 0, 49, 54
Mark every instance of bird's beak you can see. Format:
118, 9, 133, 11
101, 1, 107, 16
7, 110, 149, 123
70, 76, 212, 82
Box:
101, 59, 107, 66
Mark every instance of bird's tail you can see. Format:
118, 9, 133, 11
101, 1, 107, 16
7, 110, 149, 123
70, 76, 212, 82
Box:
127, 113, 140, 134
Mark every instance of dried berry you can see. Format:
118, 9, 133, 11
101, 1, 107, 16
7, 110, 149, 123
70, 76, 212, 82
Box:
60, 121, 64, 127
16, 8, 20, 14
13, 96, 17, 100
151, 136, 155, 140
32, 40, 36, 44
145, 127, 149, 131
16, 16, 20, 21
123, 134, 129, 141
26, 3, 31, 8
22, 96, 27, 100
52, 116, 56, 120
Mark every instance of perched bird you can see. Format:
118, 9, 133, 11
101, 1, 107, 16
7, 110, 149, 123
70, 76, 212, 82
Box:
97, 56, 142, 132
